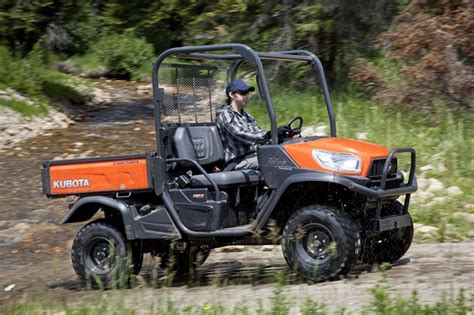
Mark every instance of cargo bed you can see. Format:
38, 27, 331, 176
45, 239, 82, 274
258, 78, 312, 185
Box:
42, 153, 154, 197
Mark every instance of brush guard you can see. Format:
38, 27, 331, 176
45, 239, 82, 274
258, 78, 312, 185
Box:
337, 148, 417, 231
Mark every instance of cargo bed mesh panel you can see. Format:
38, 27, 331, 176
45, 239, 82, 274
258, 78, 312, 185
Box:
158, 64, 229, 125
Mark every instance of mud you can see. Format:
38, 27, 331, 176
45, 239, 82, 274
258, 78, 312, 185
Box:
0, 79, 472, 313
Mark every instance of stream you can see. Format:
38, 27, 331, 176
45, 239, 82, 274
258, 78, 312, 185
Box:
0, 79, 157, 224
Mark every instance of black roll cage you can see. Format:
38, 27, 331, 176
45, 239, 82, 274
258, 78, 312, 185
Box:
152, 43, 337, 157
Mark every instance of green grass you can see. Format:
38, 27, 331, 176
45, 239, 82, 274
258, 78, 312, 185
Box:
0, 98, 49, 116
41, 80, 88, 105
69, 52, 104, 73
3, 282, 471, 314
247, 91, 474, 240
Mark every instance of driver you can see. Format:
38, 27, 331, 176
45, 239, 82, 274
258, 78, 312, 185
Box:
216, 79, 270, 170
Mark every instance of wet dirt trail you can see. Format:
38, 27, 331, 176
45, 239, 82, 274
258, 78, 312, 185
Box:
0, 80, 473, 313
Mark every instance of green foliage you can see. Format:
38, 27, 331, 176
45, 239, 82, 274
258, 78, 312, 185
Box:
92, 33, 154, 80
366, 285, 471, 315
0, 0, 58, 55
4, 286, 472, 314
0, 45, 90, 115
64, 5, 100, 55
0, 98, 49, 116
0, 45, 44, 96
41, 80, 87, 105
300, 298, 328, 315
70, 52, 103, 72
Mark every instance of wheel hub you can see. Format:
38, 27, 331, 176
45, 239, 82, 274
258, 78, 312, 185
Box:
87, 237, 116, 274
295, 223, 335, 263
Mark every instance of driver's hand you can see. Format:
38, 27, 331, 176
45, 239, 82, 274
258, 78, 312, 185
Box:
277, 125, 292, 142
278, 125, 291, 136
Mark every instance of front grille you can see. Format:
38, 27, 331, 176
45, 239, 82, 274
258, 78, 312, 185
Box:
369, 158, 397, 178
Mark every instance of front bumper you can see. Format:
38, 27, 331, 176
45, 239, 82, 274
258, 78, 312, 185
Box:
336, 148, 417, 231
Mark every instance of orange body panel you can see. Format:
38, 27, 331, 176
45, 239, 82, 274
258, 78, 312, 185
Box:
49, 157, 150, 195
283, 138, 391, 176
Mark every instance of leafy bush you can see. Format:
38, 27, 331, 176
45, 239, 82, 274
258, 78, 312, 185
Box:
0, 46, 45, 96
0, 45, 89, 115
92, 33, 154, 80
350, 1, 473, 110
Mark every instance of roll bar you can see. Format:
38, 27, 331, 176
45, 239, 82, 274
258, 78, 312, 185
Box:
152, 44, 337, 155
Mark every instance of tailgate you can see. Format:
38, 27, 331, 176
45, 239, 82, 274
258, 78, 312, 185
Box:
42, 153, 153, 197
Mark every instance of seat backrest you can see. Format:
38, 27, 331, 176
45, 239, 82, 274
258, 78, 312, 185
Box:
173, 126, 225, 166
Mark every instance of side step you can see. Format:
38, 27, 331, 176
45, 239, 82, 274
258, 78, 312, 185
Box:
210, 224, 253, 234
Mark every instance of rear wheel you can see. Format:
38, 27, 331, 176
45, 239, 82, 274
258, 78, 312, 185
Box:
71, 220, 131, 288
361, 201, 414, 264
282, 205, 360, 282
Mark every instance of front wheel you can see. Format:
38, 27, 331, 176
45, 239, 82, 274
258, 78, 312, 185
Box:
71, 220, 130, 288
282, 205, 360, 282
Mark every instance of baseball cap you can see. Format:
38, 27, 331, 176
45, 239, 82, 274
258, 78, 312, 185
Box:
226, 79, 255, 94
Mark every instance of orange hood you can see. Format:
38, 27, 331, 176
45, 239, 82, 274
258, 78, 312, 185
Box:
283, 138, 391, 176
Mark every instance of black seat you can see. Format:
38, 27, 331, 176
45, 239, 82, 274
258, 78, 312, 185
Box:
173, 126, 264, 187
173, 126, 224, 165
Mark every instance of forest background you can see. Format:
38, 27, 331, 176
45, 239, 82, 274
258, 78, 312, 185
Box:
0, 0, 473, 239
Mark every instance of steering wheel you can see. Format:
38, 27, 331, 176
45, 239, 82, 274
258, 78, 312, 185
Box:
278, 115, 303, 143
287, 115, 303, 135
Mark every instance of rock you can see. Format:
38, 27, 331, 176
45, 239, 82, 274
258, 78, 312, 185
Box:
428, 196, 447, 206
414, 191, 434, 202
261, 245, 277, 252
214, 245, 246, 253
414, 224, 439, 237
420, 165, 434, 172
56, 61, 81, 75
314, 125, 327, 136
452, 212, 474, 223
437, 162, 447, 173
14, 223, 31, 231
4, 284, 15, 292
416, 178, 430, 190
301, 126, 315, 136
446, 186, 463, 196
426, 178, 444, 192
5, 128, 17, 136
136, 84, 150, 91
464, 204, 474, 210
356, 132, 368, 140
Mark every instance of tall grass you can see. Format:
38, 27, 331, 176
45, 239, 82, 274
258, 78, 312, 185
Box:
3, 283, 471, 314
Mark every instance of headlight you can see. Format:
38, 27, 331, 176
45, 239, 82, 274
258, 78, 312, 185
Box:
312, 150, 361, 173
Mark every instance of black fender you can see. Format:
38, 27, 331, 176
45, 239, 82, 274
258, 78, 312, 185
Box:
62, 196, 181, 240
257, 169, 411, 228
256, 170, 337, 227
62, 196, 136, 239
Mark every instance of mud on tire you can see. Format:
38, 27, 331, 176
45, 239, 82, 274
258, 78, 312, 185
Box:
71, 220, 131, 288
282, 205, 360, 282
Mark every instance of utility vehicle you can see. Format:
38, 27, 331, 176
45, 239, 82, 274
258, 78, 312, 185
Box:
42, 44, 417, 286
